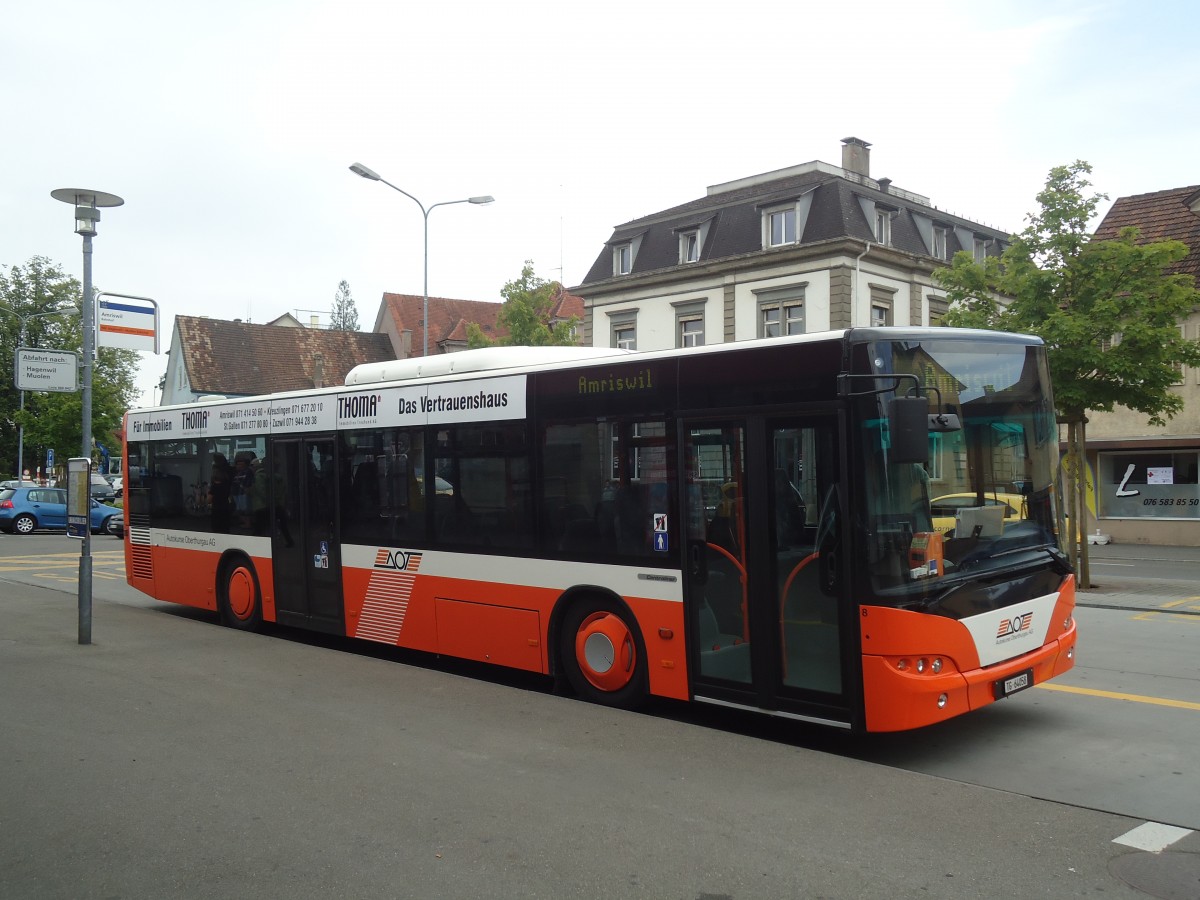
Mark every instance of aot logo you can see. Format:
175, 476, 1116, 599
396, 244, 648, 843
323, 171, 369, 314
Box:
373, 548, 422, 572
996, 612, 1033, 641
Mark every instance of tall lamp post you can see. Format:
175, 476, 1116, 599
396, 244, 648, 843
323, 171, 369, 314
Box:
349, 163, 493, 358
0, 303, 80, 483
51, 188, 123, 647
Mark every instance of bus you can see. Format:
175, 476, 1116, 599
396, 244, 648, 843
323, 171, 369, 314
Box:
122, 327, 1077, 732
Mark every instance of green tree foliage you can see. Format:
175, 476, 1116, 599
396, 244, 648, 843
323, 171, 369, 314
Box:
329, 279, 360, 331
934, 162, 1200, 584
935, 161, 1200, 425
1, 256, 141, 477
467, 261, 580, 348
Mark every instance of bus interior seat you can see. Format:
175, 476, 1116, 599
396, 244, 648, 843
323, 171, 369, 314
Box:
697, 600, 751, 683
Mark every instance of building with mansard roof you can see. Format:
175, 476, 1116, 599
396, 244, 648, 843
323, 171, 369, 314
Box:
573, 137, 1009, 351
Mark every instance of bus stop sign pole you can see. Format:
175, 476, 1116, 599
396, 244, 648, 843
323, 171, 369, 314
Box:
67, 457, 92, 644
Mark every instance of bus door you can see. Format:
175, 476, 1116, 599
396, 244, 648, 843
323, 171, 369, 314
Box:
683, 417, 849, 722
270, 435, 345, 634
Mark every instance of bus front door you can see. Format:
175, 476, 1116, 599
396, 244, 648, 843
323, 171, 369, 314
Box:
683, 418, 849, 724
271, 435, 345, 634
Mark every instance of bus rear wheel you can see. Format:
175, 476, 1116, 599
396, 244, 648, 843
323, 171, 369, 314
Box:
560, 598, 647, 709
219, 556, 263, 631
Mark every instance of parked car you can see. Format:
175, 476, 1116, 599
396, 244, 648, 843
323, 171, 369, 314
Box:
0, 486, 122, 535
930, 492, 1026, 535
1, 479, 39, 490
53, 474, 116, 503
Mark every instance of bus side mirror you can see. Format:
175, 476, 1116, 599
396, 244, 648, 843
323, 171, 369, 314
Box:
888, 397, 929, 464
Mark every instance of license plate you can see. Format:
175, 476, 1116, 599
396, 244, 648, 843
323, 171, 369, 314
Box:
995, 668, 1033, 699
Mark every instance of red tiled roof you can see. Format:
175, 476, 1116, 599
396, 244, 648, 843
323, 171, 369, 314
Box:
175, 316, 395, 395
549, 285, 585, 321
378, 294, 503, 352
378, 285, 583, 351
1093, 185, 1200, 280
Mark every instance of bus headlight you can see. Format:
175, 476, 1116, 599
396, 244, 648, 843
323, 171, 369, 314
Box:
931, 658, 943, 674
937, 694, 948, 709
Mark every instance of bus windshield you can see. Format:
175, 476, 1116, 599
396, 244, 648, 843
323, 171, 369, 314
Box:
853, 335, 1065, 603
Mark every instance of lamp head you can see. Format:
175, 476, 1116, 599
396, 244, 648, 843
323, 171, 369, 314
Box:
468, 195, 495, 205
50, 188, 124, 236
349, 162, 381, 181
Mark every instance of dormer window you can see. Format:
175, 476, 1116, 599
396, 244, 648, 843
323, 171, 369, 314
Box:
874, 209, 892, 246
765, 205, 797, 247
680, 230, 700, 264
973, 237, 988, 263
613, 243, 633, 276
931, 226, 947, 259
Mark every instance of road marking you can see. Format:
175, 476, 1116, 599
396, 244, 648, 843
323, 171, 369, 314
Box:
1130, 597, 1200, 623
1036, 683, 1200, 711
1113, 822, 1193, 852
1091, 561, 1136, 567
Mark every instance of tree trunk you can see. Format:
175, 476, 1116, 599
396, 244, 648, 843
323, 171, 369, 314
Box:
1064, 419, 1078, 576
1077, 417, 1091, 589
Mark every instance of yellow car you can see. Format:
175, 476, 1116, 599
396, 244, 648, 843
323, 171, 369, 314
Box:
930, 492, 1026, 535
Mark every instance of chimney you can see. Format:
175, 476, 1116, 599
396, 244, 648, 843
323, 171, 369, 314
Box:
841, 137, 871, 178
877, 177, 892, 193
313, 351, 325, 389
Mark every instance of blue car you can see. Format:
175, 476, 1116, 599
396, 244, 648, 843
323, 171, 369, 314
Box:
0, 486, 122, 536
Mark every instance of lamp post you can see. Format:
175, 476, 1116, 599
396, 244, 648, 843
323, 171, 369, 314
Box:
349, 163, 493, 357
0, 303, 80, 484
51, 188, 123, 646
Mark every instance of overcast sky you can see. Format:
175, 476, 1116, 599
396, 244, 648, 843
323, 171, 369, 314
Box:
3, 0, 1197, 404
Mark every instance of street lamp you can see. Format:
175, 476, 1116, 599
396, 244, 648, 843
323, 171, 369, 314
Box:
51, 187, 123, 648
0, 303, 80, 484
349, 163, 493, 357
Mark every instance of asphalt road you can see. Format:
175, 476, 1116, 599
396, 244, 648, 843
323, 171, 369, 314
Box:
2, 534, 1198, 898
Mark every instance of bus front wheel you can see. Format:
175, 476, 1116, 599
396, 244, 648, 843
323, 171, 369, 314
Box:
560, 598, 647, 709
218, 556, 263, 632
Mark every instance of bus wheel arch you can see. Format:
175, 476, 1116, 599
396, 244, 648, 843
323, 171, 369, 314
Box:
217, 552, 263, 631
555, 589, 648, 708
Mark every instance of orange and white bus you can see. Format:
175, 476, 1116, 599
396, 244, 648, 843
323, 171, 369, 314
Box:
122, 327, 1076, 731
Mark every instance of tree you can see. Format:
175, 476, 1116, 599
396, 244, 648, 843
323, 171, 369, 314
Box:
934, 161, 1200, 583
329, 279, 360, 331
467, 261, 580, 348
1, 256, 141, 477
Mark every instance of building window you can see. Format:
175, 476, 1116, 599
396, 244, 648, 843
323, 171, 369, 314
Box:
1174, 324, 1186, 385
673, 299, 705, 348
608, 309, 638, 351
754, 283, 808, 339
680, 231, 700, 264
760, 302, 805, 338
613, 243, 632, 276
931, 226, 947, 259
869, 284, 895, 327
1097, 451, 1200, 520
765, 206, 797, 247
973, 238, 988, 263
679, 317, 704, 347
928, 296, 949, 325
874, 210, 891, 246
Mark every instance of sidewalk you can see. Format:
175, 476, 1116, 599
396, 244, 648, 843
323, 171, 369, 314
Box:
1075, 542, 1200, 611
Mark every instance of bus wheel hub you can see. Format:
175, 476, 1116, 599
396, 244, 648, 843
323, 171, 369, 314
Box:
575, 612, 635, 692
228, 567, 255, 619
